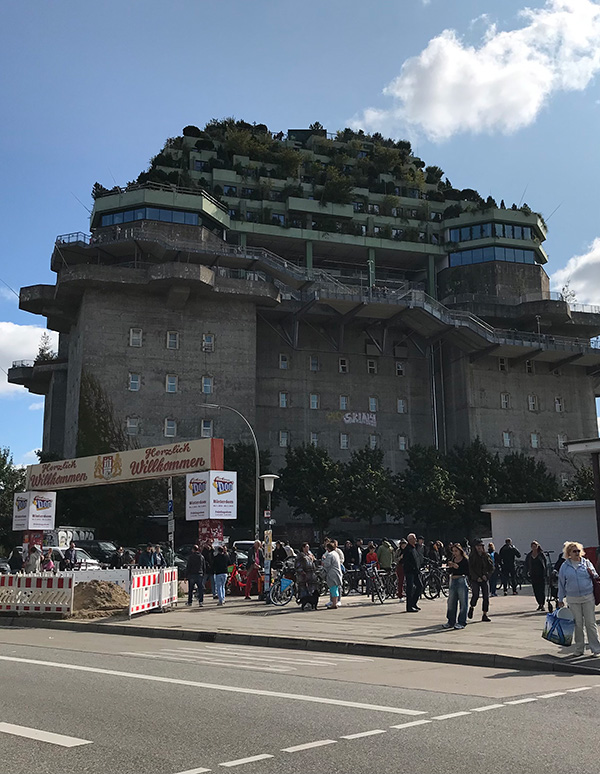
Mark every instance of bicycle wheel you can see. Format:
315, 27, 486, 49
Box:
385, 572, 397, 599
269, 579, 294, 606
341, 574, 351, 597
422, 572, 436, 600
440, 569, 450, 597
374, 577, 385, 604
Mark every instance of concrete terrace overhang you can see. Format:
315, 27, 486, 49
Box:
566, 438, 600, 454
7, 358, 68, 396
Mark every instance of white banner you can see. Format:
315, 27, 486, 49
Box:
13, 491, 57, 531
25, 439, 222, 491
185, 471, 237, 520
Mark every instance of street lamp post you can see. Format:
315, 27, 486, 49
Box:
204, 404, 261, 540
260, 474, 279, 603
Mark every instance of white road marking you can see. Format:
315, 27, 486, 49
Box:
173, 768, 212, 774
0, 655, 425, 716
470, 704, 505, 712
282, 739, 337, 752
120, 652, 294, 673
186, 646, 340, 667
219, 754, 274, 767
341, 729, 386, 739
538, 692, 566, 698
432, 711, 471, 720
201, 644, 372, 663
567, 686, 592, 692
390, 719, 432, 730
505, 698, 538, 705
0, 722, 91, 748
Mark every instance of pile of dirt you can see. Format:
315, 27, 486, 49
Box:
71, 580, 130, 619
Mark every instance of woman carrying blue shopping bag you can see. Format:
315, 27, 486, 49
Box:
557, 541, 600, 657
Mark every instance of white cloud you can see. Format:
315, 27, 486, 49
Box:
550, 237, 600, 305
0, 322, 58, 397
351, 0, 600, 141
29, 401, 44, 411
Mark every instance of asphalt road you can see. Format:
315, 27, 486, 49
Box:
0, 626, 598, 774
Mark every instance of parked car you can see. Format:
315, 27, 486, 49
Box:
46, 547, 102, 570
75, 540, 118, 564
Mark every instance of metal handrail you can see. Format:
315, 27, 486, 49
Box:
92, 181, 228, 213
11, 360, 34, 368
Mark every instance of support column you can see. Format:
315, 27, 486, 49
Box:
239, 232, 247, 250
427, 254, 436, 298
592, 452, 600, 544
368, 247, 376, 288
305, 240, 313, 274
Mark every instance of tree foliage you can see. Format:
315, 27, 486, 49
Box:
343, 447, 396, 527
0, 448, 26, 551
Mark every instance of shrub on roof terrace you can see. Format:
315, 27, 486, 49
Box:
425, 165, 444, 184
183, 125, 202, 137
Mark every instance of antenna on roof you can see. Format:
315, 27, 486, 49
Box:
0, 277, 19, 298
518, 183, 528, 207
107, 166, 118, 187
546, 202, 563, 222
70, 192, 92, 215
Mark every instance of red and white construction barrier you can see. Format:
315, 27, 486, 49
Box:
0, 573, 74, 615
129, 567, 178, 617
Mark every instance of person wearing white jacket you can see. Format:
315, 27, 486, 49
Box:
557, 541, 600, 657
322, 543, 343, 609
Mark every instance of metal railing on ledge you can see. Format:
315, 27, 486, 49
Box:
11, 360, 34, 368
92, 181, 228, 213
441, 291, 600, 316
56, 232, 91, 245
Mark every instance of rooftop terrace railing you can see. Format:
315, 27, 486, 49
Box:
92, 181, 228, 213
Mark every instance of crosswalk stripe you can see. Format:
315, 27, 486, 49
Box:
119, 652, 293, 673
173, 647, 339, 667
0, 722, 91, 748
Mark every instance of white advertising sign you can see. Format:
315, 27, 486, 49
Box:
185, 471, 237, 521
12, 491, 57, 531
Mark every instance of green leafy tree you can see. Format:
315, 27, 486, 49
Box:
223, 442, 278, 530
0, 448, 26, 551
561, 463, 594, 501
495, 452, 562, 503
343, 447, 396, 528
278, 444, 345, 539
319, 167, 354, 205
445, 439, 498, 534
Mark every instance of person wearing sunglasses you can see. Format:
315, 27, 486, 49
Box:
557, 541, 600, 657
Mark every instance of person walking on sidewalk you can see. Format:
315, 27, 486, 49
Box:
295, 543, 319, 610
323, 543, 343, 609
395, 538, 407, 601
499, 538, 521, 595
468, 540, 494, 622
487, 542, 499, 596
557, 541, 600, 657
213, 545, 230, 606
525, 541, 547, 611
244, 541, 264, 600
443, 544, 470, 629
186, 545, 206, 607
403, 534, 423, 613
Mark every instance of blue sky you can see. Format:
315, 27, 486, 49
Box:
2, 0, 600, 466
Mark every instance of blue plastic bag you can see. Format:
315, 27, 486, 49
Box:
542, 610, 575, 646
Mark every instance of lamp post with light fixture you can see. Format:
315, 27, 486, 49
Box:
260, 473, 279, 601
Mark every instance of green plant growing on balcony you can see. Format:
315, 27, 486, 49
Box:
319, 167, 354, 205
425, 165, 444, 184
381, 195, 401, 216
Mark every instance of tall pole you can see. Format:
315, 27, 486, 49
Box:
592, 452, 600, 545
205, 404, 260, 540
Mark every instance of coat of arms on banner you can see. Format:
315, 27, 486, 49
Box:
94, 453, 123, 481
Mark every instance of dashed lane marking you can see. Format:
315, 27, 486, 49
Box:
219, 755, 274, 767
432, 711, 471, 720
340, 729, 387, 739
470, 704, 505, 712
505, 698, 538, 705
173, 768, 211, 774
0, 722, 92, 748
0, 655, 426, 716
567, 686, 592, 692
538, 692, 566, 698
390, 720, 432, 730
282, 740, 337, 752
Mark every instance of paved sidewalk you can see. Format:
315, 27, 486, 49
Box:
6, 585, 600, 675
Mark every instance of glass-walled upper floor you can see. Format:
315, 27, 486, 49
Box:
100, 207, 200, 227
449, 246, 537, 267
448, 222, 533, 243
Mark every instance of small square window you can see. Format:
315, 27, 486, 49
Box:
398, 435, 408, 451
530, 432, 540, 449
126, 417, 139, 435
202, 333, 215, 353
339, 395, 349, 411
166, 374, 178, 393
279, 354, 289, 370
128, 373, 140, 392
369, 434, 378, 450
201, 419, 213, 438
555, 396, 564, 413
309, 355, 319, 372
166, 331, 179, 350
164, 419, 177, 438
202, 376, 213, 395
310, 432, 318, 447
310, 393, 320, 410
367, 359, 377, 375
528, 394, 538, 411
498, 358, 508, 372
560, 472, 569, 487
397, 398, 407, 414
525, 360, 535, 374
279, 430, 289, 448
129, 328, 142, 347
557, 433, 567, 450
501, 392, 510, 410
279, 392, 288, 408
502, 431, 512, 448
340, 433, 349, 450
338, 358, 349, 374
369, 396, 378, 413
395, 361, 405, 377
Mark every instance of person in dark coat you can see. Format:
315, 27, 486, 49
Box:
272, 541, 287, 566
109, 546, 125, 569
525, 541, 547, 611
186, 545, 206, 606
8, 548, 23, 573
403, 534, 423, 613
202, 542, 215, 596
468, 540, 494, 622
499, 538, 521, 595
295, 543, 319, 610
213, 546, 230, 606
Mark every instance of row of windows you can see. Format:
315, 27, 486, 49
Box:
129, 373, 213, 394
126, 418, 214, 438
502, 432, 568, 450
278, 393, 407, 413
277, 431, 409, 451
279, 354, 405, 376
448, 246, 537, 267
448, 223, 533, 244
497, 358, 562, 376
129, 329, 215, 351
500, 393, 564, 412
101, 207, 200, 228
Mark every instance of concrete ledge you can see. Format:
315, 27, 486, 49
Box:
3, 616, 599, 676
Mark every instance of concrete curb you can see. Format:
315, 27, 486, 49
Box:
3, 615, 600, 676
